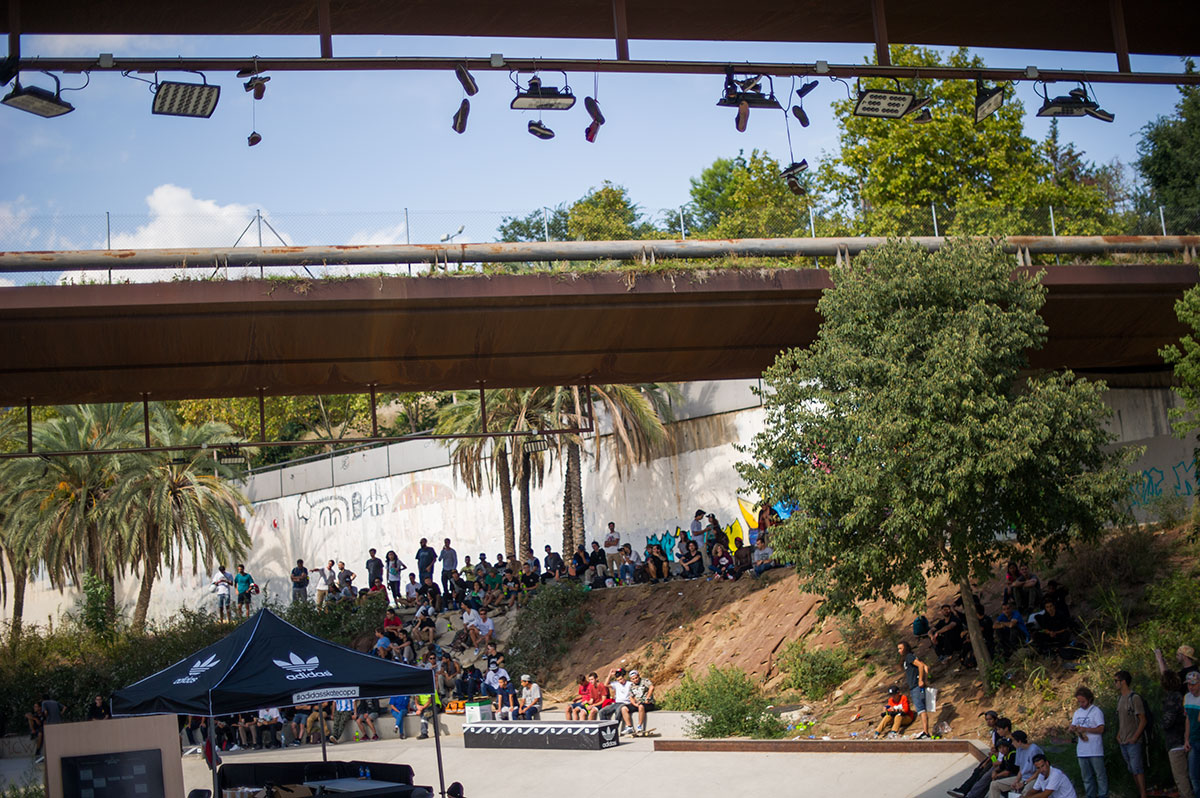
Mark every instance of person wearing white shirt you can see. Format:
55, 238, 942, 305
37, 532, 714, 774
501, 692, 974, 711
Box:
256, 708, 283, 749
461, 607, 482, 631
1028, 754, 1078, 798
313, 560, 335, 608
483, 662, 510, 697
1069, 687, 1107, 798
603, 522, 622, 575
468, 608, 495, 652
402, 573, 421, 607
599, 668, 637, 734
211, 565, 234, 621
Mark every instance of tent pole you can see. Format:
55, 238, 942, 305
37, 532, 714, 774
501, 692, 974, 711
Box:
209, 716, 220, 798
320, 704, 328, 762
431, 698, 446, 798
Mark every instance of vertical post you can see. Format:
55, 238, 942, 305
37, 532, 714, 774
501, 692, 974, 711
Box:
107, 211, 112, 284
319, 706, 328, 762
141, 394, 151, 448
611, 0, 630, 61
256, 210, 263, 247
479, 384, 488, 434
931, 203, 939, 237
543, 208, 550, 242
679, 207, 686, 239
405, 208, 412, 275
871, 0, 891, 66
25, 398, 33, 454
369, 384, 379, 438
808, 208, 818, 266
431, 696, 447, 798
1049, 206, 1060, 264
258, 388, 267, 442
1160, 206, 1168, 236
208, 716, 220, 798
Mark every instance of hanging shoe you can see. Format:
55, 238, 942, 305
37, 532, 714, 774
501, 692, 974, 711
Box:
585, 119, 600, 142
455, 64, 479, 96
791, 105, 810, 127
785, 176, 806, 197
247, 131, 262, 147
584, 96, 606, 125
797, 79, 819, 99
735, 100, 749, 132
452, 98, 470, 134
528, 120, 555, 139
781, 160, 808, 179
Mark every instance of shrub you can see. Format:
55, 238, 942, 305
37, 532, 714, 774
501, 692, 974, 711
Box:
777, 640, 851, 700
504, 582, 590, 680
659, 665, 785, 739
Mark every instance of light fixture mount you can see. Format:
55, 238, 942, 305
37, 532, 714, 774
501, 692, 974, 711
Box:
510, 71, 576, 110
1035, 83, 1114, 122
852, 79, 917, 119
2, 78, 75, 118
717, 66, 782, 109
974, 79, 1005, 123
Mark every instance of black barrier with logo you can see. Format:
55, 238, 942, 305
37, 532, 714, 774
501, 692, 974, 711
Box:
464, 720, 621, 751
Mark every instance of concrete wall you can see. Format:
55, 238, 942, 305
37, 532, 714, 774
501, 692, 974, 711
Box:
6, 381, 1193, 627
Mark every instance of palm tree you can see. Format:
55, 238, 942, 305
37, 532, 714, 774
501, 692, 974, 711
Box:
107, 407, 251, 630
554, 383, 681, 550
0, 404, 142, 622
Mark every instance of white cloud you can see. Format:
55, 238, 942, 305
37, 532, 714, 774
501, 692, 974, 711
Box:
346, 221, 410, 246
109, 184, 260, 249
25, 34, 176, 57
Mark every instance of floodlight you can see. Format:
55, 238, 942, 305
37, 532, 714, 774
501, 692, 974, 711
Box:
974, 79, 1004, 123
152, 79, 220, 118
524, 437, 550, 453
216, 447, 246, 466
511, 73, 575, 110
1035, 84, 1113, 122
717, 67, 782, 110
853, 86, 916, 119
2, 78, 75, 118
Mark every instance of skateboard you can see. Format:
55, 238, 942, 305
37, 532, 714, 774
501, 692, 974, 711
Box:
632, 729, 658, 738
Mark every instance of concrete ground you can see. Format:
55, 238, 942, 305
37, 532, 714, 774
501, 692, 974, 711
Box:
4, 734, 977, 798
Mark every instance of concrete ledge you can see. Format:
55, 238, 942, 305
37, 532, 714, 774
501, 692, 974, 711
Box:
653, 738, 989, 762
0, 736, 35, 760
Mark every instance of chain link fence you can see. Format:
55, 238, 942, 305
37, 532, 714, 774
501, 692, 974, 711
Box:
1, 205, 1197, 286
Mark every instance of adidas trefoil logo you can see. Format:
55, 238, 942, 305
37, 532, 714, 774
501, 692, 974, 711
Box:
174, 654, 219, 684
273, 652, 333, 681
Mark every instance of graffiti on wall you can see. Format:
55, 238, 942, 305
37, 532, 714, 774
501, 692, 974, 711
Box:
1130, 459, 1197, 507
641, 521, 749, 561
297, 482, 391, 527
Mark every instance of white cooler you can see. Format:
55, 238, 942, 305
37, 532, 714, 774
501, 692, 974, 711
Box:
465, 702, 494, 724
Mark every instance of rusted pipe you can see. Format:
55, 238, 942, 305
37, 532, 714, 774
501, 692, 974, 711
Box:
3, 236, 1198, 273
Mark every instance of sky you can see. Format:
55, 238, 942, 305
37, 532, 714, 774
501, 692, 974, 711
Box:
0, 33, 1193, 254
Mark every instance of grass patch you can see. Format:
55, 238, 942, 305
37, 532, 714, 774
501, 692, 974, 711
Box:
659, 665, 786, 739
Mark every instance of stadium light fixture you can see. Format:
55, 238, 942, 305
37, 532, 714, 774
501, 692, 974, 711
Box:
1035, 83, 1114, 122
974, 79, 1004, 123
152, 77, 220, 118
216, 447, 246, 466
716, 67, 782, 110
852, 79, 922, 119
2, 74, 75, 118
511, 72, 576, 110
524, 437, 550, 453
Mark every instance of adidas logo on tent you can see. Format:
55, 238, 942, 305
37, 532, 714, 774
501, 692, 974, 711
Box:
273, 652, 333, 681
173, 654, 219, 684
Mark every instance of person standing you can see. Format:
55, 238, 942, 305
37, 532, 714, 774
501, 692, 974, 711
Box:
385, 550, 406, 607
1069, 686, 1108, 798
416, 538, 437, 583
365, 549, 384, 591
211, 564, 234, 621
897, 641, 932, 739
603, 522, 622, 577
1115, 670, 1148, 798
233, 564, 255, 619
290, 559, 309, 604
439, 538, 458, 596
1185, 670, 1200, 797
1161, 670, 1194, 798
313, 560, 335, 607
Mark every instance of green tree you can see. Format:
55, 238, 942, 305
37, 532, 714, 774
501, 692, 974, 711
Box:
177, 396, 307, 445
497, 204, 569, 242
1161, 279, 1200, 435
0, 404, 142, 624
1136, 60, 1200, 233
567, 182, 653, 240
818, 46, 1115, 235
107, 407, 251, 630
738, 240, 1132, 679
687, 151, 814, 238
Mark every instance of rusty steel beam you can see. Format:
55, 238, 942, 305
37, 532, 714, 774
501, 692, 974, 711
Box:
19, 55, 1200, 86
871, 0, 890, 67
3, 236, 1197, 274
612, 0, 630, 61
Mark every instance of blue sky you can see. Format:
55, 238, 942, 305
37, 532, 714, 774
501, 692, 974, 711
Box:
0, 33, 1192, 252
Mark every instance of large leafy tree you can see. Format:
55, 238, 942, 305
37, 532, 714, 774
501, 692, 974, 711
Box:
818, 46, 1116, 235
567, 182, 655, 241
686, 151, 814, 238
739, 240, 1132, 678
1136, 60, 1200, 233
107, 408, 251, 630
497, 204, 569, 242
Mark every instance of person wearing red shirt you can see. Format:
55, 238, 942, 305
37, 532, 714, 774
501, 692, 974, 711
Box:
874, 686, 915, 737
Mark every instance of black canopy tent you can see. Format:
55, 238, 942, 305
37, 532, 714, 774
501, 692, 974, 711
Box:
110, 609, 444, 798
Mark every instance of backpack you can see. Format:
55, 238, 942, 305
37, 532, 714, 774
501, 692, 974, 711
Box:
912, 616, 930, 637
1127, 692, 1156, 748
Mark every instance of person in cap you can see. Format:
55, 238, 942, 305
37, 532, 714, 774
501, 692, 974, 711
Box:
517, 675, 542, 720
989, 730, 1044, 798
964, 737, 1018, 798
874, 686, 914, 737
1184, 670, 1200, 797
628, 670, 656, 735
483, 660, 510, 698
1180, 645, 1199, 686
1027, 754, 1078, 798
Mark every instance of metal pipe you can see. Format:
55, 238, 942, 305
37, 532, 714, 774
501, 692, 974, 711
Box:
21, 55, 1200, 86
479, 383, 488, 434
369, 383, 378, 437
0, 422, 597, 460
4, 235, 1199, 273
